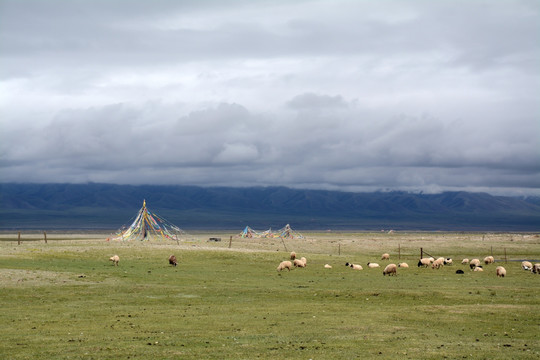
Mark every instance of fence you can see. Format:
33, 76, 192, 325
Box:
9, 231, 49, 245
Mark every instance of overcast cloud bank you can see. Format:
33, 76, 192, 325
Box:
0, 0, 538, 195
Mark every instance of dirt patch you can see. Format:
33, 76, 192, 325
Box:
0, 269, 90, 287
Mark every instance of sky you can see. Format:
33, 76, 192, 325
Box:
0, 0, 539, 196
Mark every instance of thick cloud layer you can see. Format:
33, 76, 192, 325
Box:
0, 0, 538, 195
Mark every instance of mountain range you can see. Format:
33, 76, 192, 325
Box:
1, 183, 539, 231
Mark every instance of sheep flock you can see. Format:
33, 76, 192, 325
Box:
106, 249, 539, 281
273, 250, 540, 279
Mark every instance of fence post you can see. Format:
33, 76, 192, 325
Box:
490, 245, 493, 257
18, 232, 21, 245
338, 243, 341, 256
398, 244, 401, 260
44, 231, 47, 244
504, 248, 507, 263
420, 247, 423, 259
228, 236, 232, 249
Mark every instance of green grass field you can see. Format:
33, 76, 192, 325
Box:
1, 232, 539, 359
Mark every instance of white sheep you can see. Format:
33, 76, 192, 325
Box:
300, 257, 307, 266
484, 256, 494, 265
418, 258, 431, 267
293, 258, 306, 268
290, 252, 296, 260
277, 260, 293, 272
469, 258, 481, 269
521, 261, 533, 270
428, 257, 435, 263
461, 258, 469, 264
381, 253, 390, 260
109, 255, 119, 266
474, 266, 484, 272
398, 262, 409, 268
496, 266, 506, 277
383, 263, 397, 276
532, 264, 540, 274
324, 264, 332, 269
432, 257, 445, 269
367, 262, 380, 268
443, 258, 453, 265
350, 263, 363, 270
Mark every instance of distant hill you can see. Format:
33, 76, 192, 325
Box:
1, 183, 539, 231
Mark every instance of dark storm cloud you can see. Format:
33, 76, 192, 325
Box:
3, 97, 537, 195
0, 0, 538, 195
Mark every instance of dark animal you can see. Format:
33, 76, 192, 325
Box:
455, 269, 464, 274
169, 255, 178, 267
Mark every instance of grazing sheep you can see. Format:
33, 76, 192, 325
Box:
443, 258, 453, 265
290, 252, 296, 260
367, 262, 380, 268
381, 253, 390, 260
432, 257, 445, 269
324, 264, 332, 269
168, 255, 177, 267
521, 261, 533, 271
383, 263, 397, 276
398, 262, 409, 268
418, 258, 431, 267
456, 269, 464, 274
461, 258, 469, 264
277, 261, 293, 272
470, 258, 481, 268
350, 263, 363, 270
484, 256, 495, 265
293, 259, 306, 268
109, 255, 119, 266
428, 257, 435, 263
532, 264, 540, 274
474, 266, 484, 272
496, 266, 506, 277
300, 257, 307, 266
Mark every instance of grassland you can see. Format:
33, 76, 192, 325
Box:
1, 231, 539, 359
